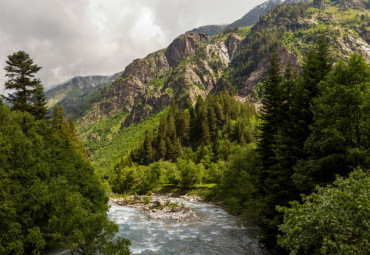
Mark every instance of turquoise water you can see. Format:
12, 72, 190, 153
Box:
109, 197, 262, 255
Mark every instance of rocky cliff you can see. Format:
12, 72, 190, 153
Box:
218, 0, 370, 95
78, 0, 369, 130
79, 31, 243, 128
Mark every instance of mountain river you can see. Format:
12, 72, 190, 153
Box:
110, 196, 263, 255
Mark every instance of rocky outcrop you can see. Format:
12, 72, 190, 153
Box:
225, 34, 242, 59
165, 33, 211, 66
189, 25, 227, 36
78, 32, 240, 128
110, 196, 198, 221
78, 0, 369, 130
360, 29, 370, 44
239, 47, 300, 96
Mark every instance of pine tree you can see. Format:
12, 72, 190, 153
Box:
201, 120, 211, 145
294, 54, 370, 191
143, 130, 154, 164
30, 83, 49, 120
208, 107, 218, 139
292, 36, 332, 192
167, 113, 176, 141
158, 137, 167, 159
3, 51, 42, 113
256, 50, 300, 252
257, 49, 283, 174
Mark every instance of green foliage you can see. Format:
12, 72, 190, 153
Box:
111, 93, 259, 194
214, 145, 260, 217
278, 168, 370, 255
81, 110, 166, 178
176, 159, 205, 186
0, 104, 130, 254
3, 51, 48, 120
294, 54, 370, 190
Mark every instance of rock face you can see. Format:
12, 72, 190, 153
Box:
239, 48, 300, 95
77, 0, 369, 129
165, 33, 211, 66
46, 73, 120, 108
79, 32, 238, 127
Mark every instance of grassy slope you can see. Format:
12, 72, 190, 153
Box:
79, 109, 168, 177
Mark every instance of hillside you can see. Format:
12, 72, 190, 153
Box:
189, 0, 310, 35
45, 73, 121, 118
70, 0, 369, 176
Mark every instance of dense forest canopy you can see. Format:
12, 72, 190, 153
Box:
0, 52, 131, 254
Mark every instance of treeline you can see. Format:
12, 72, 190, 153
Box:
242, 37, 370, 253
131, 93, 257, 164
111, 93, 259, 193
0, 51, 130, 254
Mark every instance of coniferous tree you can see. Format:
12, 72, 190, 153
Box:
294, 54, 370, 190
201, 120, 211, 145
30, 83, 49, 120
293, 36, 331, 160
208, 107, 218, 139
167, 113, 176, 141
143, 130, 154, 164
257, 49, 283, 175
291, 36, 332, 192
158, 137, 167, 159
3, 51, 42, 113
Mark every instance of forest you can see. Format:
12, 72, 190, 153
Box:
0, 29, 369, 255
0, 52, 130, 254
110, 37, 370, 254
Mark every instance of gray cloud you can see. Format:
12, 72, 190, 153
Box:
0, 0, 265, 94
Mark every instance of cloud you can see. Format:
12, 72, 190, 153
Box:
0, 0, 265, 94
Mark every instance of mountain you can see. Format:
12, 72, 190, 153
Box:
46, 73, 121, 117
70, 0, 369, 175
189, 0, 309, 36
78, 29, 251, 129
219, 0, 370, 95
226, 0, 284, 29
189, 24, 227, 36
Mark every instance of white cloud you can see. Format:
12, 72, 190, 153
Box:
0, 0, 265, 94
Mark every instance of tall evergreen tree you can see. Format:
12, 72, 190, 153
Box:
293, 36, 332, 162
3, 51, 42, 113
143, 130, 154, 164
30, 83, 49, 120
294, 55, 370, 190
257, 49, 283, 175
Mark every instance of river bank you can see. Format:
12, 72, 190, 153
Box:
109, 196, 264, 254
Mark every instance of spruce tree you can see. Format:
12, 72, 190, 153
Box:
294, 54, 370, 190
292, 36, 332, 192
257, 49, 282, 174
3, 51, 42, 113
143, 130, 154, 164
30, 83, 49, 120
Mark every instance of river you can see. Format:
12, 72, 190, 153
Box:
109, 196, 263, 255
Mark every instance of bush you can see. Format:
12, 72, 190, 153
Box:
278, 168, 370, 254
176, 159, 205, 186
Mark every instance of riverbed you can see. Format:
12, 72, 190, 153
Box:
109, 196, 263, 255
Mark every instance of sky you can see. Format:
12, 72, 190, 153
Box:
0, 0, 265, 94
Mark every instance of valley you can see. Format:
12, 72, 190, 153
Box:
1, 0, 369, 254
